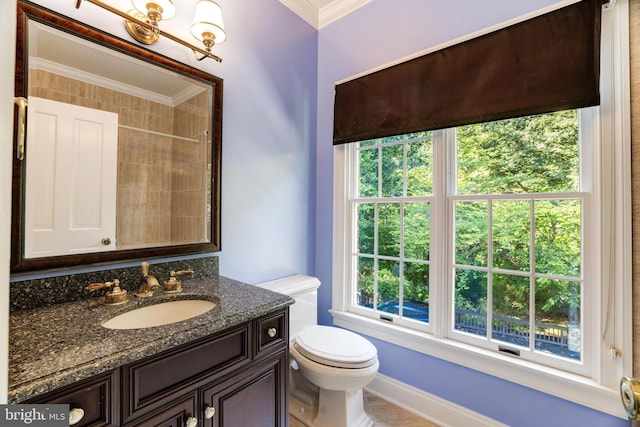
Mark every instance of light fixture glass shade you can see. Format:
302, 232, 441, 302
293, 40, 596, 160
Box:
131, 0, 176, 20
191, 0, 227, 45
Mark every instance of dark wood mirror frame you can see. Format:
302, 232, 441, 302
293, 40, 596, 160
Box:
12, 1, 222, 274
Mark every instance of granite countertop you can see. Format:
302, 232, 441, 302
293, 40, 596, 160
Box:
8, 275, 293, 403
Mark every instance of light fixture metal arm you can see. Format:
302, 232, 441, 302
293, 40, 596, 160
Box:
75, 0, 223, 63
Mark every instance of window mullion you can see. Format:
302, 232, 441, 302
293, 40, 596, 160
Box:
399, 202, 405, 315
350, 146, 358, 309
377, 145, 382, 197
373, 201, 379, 310
398, 142, 408, 315
374, 143, 382, 310
487, 199, 494, 345
529, 199, 536, 353
432, 128, 450, 338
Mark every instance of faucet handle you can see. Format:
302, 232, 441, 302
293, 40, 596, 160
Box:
175, 269, 194, 277
87, 282, 108, 292
86, 280, 118, 293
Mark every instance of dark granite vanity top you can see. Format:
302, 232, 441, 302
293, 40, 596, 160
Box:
8, 275, 293, 403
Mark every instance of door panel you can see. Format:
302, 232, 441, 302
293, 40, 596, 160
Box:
25, 97, 117, 257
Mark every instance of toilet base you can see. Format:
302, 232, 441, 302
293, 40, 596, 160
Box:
314, 388, 373, 427
289, 388, 373, 427
289, 393, 318, 426
289, 367, 319, 426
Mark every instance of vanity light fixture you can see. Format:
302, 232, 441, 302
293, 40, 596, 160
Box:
75, 0, 226, 62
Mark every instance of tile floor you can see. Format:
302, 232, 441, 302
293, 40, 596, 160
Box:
288, 390, 439, 427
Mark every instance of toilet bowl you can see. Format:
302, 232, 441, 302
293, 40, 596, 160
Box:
257, 275, 379, 427
290, 325, 379, 427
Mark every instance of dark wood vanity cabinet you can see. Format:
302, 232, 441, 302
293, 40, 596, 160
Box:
27, 309, 289, 427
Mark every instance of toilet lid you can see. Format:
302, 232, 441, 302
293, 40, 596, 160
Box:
293, 325, 377, 369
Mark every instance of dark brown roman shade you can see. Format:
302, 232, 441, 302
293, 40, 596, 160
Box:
333, 0, 602, 145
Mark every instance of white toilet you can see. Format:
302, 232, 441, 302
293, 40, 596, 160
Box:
257, 274, 379, 427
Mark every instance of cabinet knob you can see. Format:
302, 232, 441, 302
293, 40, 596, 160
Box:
101, 237, 112, 246
267, 327, 277, 338
185, 417, 198, 427
69, 408, 85, 426
204, 406, 216, 419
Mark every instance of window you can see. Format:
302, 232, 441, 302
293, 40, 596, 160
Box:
352, 133, 433, 329
348, 110, 589, 374
331, 3, 630, 415
451, 112, 588, 372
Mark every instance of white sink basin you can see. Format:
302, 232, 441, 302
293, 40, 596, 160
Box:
102, 299, 217, 330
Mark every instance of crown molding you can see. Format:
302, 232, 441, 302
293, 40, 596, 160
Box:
280, 0, 372, 29
280, 0, 319, 27
318, 0, 372, 28
29, 21, 205, 107
30, 57, 177, 106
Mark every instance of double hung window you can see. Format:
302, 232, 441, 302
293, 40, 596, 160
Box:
348, 109, 589, 373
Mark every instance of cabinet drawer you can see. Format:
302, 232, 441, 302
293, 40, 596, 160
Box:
255, 309, 288, 357
122, 324, 250, 423
26, 370, 119, 427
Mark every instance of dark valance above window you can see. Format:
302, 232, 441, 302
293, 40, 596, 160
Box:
333, 0, 602, 145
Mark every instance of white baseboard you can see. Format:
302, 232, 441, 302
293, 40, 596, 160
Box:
365, 374, 509, 427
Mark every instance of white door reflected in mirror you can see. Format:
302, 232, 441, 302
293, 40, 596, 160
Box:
25, 97, 117, 258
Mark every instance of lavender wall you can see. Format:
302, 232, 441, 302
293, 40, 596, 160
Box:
23, 0, 318, 285
315, 1, 628, 426
213, 1, 318, 283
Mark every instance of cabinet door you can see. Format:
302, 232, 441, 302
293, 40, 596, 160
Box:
201, 350, 287, 427
25, 370, 119, 427
125, 391, 197, 427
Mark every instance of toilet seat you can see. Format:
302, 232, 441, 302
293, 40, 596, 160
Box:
293, 325, 377, 369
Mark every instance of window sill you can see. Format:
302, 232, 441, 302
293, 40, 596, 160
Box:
330, 310, 626, 419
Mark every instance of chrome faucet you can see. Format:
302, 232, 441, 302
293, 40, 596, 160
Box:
135, 261, 160, 297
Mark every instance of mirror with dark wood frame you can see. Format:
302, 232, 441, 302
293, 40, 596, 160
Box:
12, 1, 222, 273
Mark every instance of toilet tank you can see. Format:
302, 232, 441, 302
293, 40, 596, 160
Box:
256, 274, 320, 338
